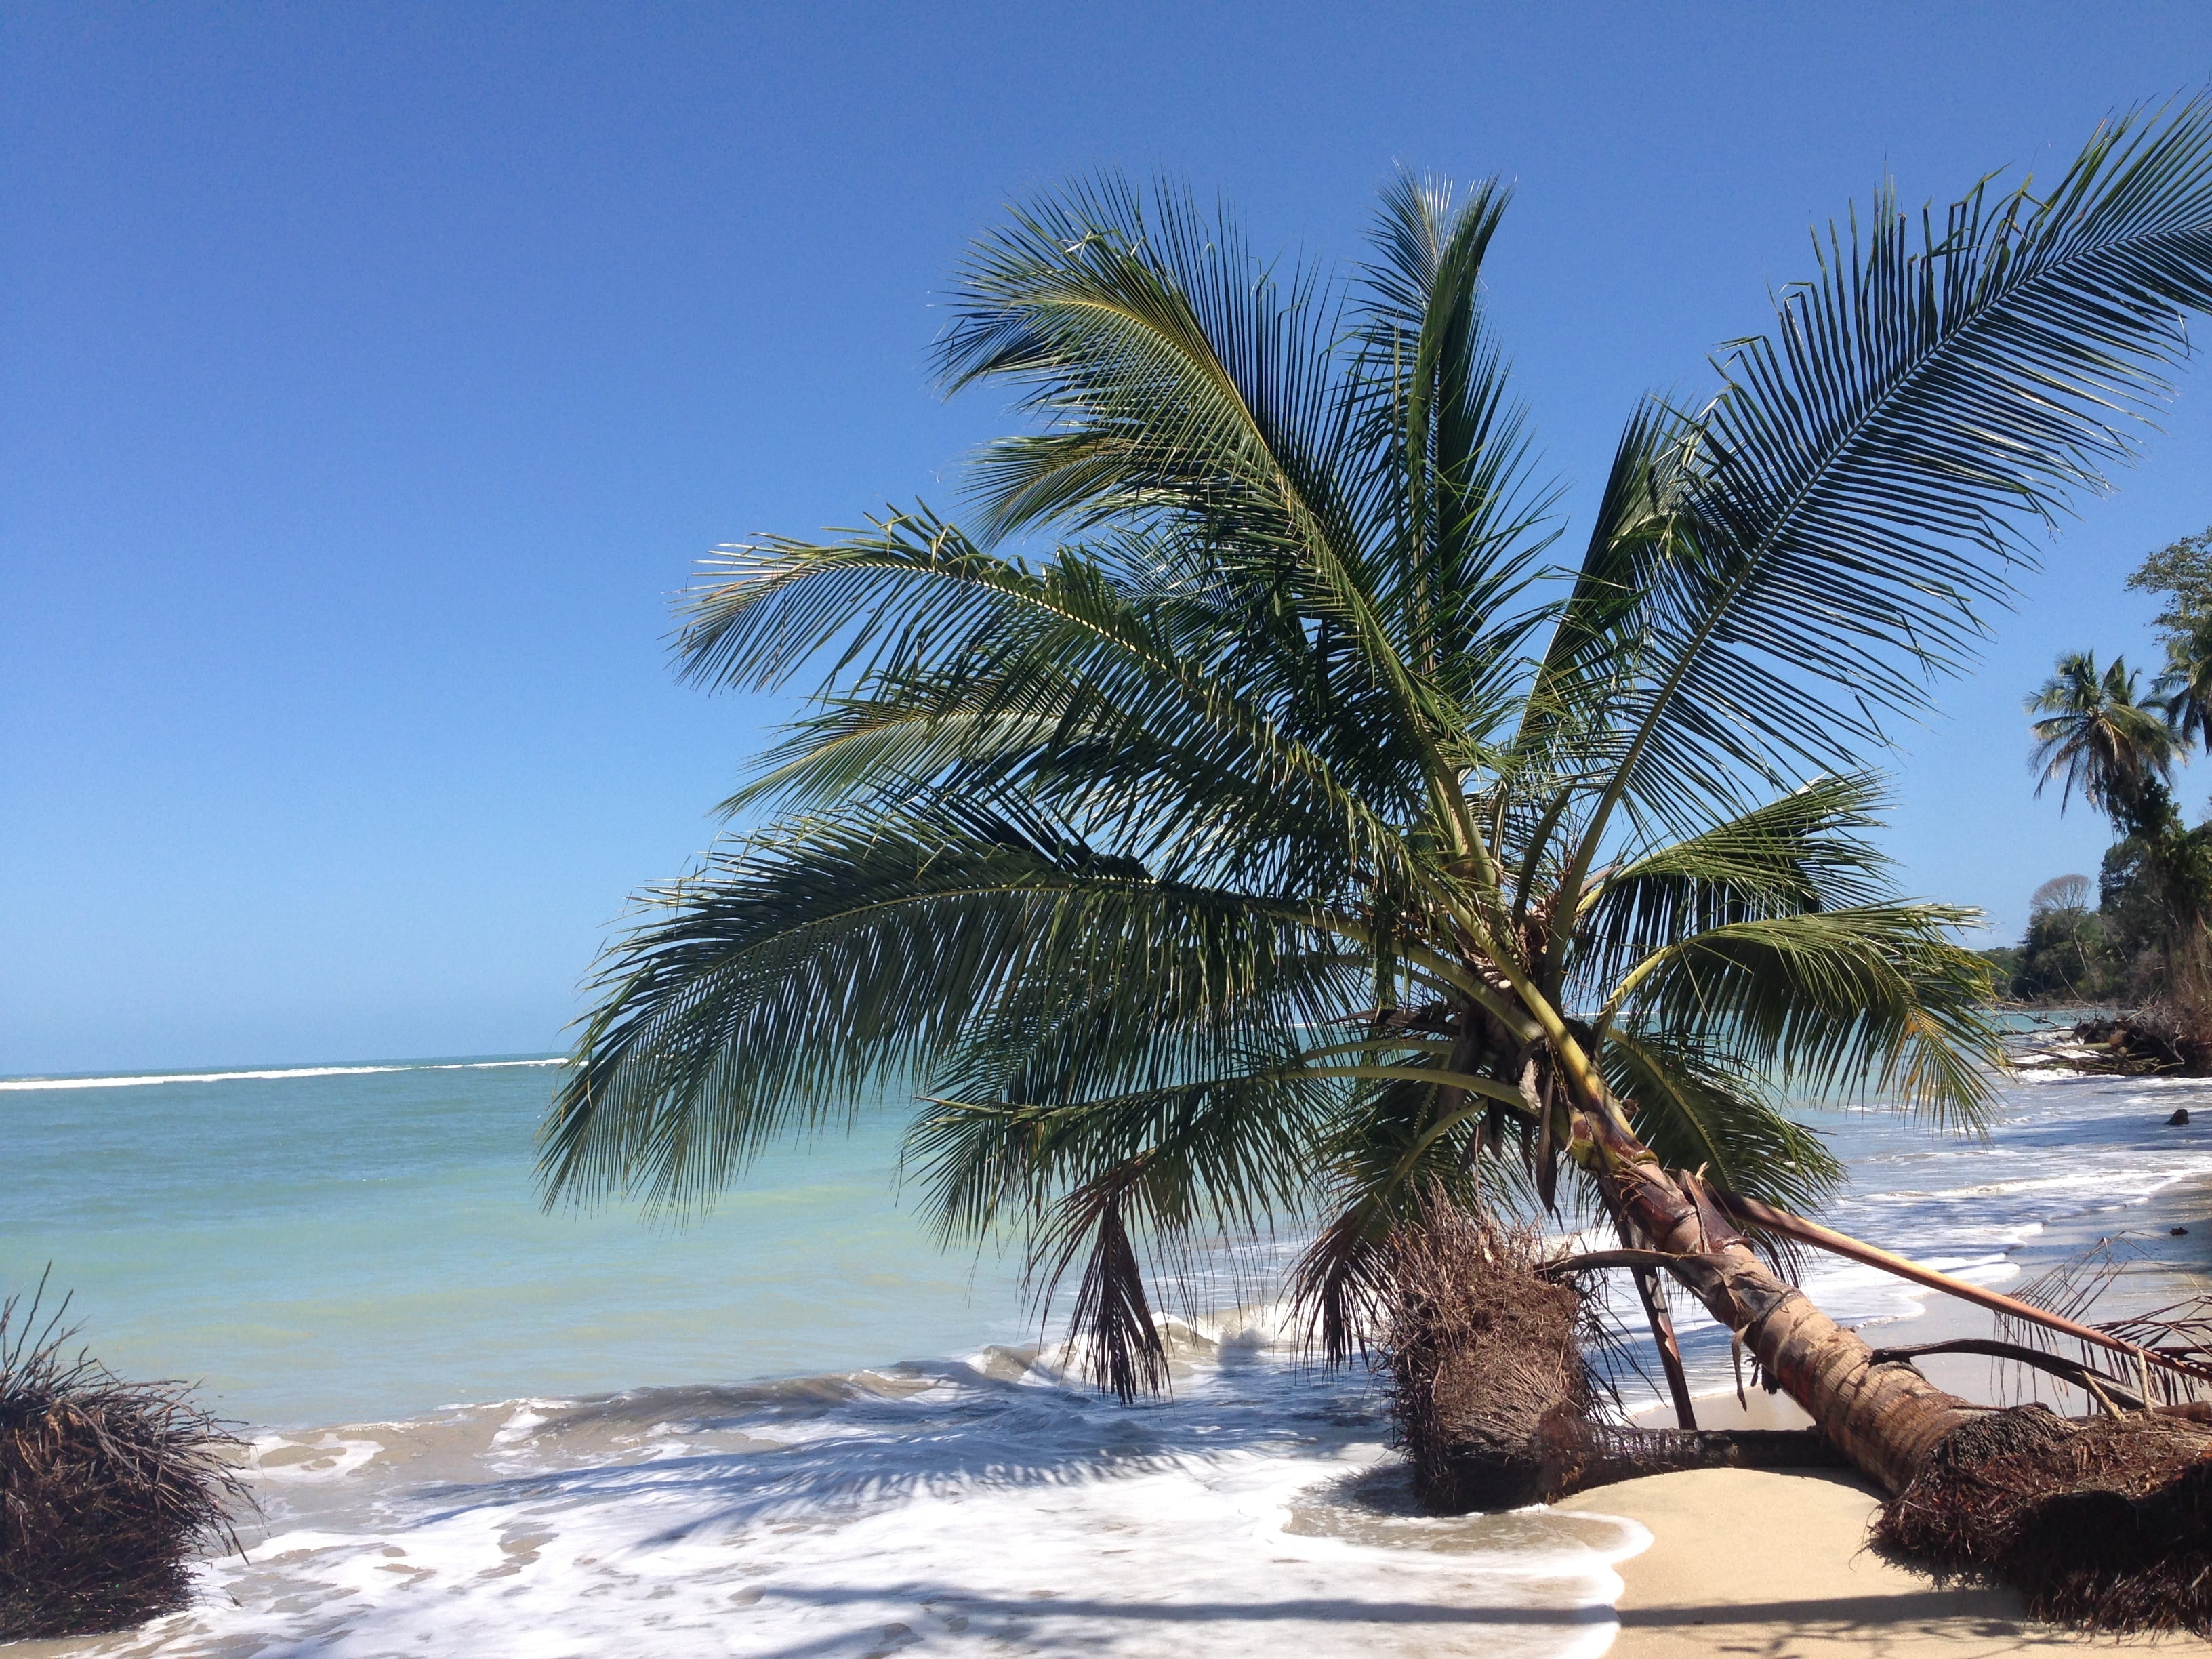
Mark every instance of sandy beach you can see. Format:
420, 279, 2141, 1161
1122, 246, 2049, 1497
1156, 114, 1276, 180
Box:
1565, 1465, 2211, 1657
1572, 1268, 2212, 1658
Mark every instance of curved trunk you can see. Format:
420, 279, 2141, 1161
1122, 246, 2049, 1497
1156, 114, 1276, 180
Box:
1574, 1109, 1975, 1494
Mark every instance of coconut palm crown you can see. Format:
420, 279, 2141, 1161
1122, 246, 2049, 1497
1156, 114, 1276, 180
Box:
2029, 651, 2182, 821
543, 101, 2212, 1396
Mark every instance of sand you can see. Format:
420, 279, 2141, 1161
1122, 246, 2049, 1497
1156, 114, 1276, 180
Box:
1564, 1275, 2212, 1656
1561, 1465, 2211, 1657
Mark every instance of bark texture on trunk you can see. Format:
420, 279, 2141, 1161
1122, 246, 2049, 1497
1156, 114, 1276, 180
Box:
1544, 1107, 2212, 1631
1575, 1109, 1975, 1494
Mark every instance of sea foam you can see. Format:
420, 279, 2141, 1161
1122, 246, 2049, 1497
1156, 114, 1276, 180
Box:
101, 1347, 1650, 1659
0, 1057, 564, 1090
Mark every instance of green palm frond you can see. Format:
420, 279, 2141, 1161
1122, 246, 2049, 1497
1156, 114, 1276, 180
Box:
1349, 173, 1565, 707
1602, 1028, 1843, 1215
541, 808, 1349, 1213
689, 516, 1425, 886
940, 176, 1352, 552
907, 1059, 1340, 1401
1570, 773, 1893, 994
1604, 905, 2003, 1128
1551, 98, 2212, 913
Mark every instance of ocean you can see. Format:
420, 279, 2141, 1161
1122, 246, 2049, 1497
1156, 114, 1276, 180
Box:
3, 1047, 2208, 1657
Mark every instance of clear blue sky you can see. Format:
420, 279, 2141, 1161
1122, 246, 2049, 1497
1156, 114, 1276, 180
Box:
7, 3, 2212, 1075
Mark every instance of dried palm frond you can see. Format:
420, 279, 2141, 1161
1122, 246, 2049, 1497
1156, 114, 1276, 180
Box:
1992, 1237, 2210, 1410
0, 1273, 251, 1641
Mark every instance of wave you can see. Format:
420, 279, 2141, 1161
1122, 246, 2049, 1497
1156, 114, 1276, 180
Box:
150, 1336, 1647, 1659
0, 1057, 566, 1091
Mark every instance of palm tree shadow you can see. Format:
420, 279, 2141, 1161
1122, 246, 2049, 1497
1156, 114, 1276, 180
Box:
406, 1355, 1387, 1540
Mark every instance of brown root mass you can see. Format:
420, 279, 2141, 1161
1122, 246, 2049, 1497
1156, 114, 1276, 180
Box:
2066, 1012, 2212, 1074
1, 1284, 250, 1641
1875, 1405, 2212, 1634
1376, 1205, 1844, 1513
1376, 1207, 1593, 1511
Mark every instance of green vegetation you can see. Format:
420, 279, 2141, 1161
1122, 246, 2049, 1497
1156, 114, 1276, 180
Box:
2006, 524, 2212, 1010
546, 100, 2212, 1578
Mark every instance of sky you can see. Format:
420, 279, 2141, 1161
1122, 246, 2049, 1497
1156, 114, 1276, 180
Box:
6, 3, 2212, 1075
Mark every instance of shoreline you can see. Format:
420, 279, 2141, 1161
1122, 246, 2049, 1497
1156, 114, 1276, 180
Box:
1586, 1176, 2212, 1656
14, 1068, 2209, 1656
1563, 1467, 2212, 1656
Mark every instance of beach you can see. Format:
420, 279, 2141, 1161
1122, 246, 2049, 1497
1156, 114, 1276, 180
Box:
1568, 1462, 2212, 1658
3, 1054, 2209, 1654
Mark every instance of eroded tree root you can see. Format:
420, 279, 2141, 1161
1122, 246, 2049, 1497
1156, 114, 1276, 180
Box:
1874, 1406, 2212, 1635
1376, 1204, 1845, 1513
1, 1283, 249, 1641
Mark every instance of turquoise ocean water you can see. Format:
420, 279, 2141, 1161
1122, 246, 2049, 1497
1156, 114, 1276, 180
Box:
0, 1057, 1035, 1428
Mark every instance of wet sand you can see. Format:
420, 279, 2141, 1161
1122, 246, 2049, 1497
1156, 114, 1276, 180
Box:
1576, 1283, 2212, 1656
1563, 1465, 2211, 1657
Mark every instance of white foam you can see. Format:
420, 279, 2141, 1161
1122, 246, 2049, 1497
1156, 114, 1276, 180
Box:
122, 1355, 1647, 1659
245, 1432, 386, 1485
0, 1057, 565, 1090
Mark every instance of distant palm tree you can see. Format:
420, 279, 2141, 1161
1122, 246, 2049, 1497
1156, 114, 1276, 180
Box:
2158, 613, 2212, 752
546, 102, 2212, 1497
2028, 651, 2181, 826
2034, 639, 2212, 1008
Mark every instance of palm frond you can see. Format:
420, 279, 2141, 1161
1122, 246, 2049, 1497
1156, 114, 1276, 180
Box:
1557, 98, 2212, 887
539, 808, 1344, 1214
1571, 773, 1894, 994
1603, 1028, 1844, 1214
1605, 905, 2004, 1128
687, 516, 1429, 885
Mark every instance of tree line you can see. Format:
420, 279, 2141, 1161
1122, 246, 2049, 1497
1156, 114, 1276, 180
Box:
1999, 525, 2212, 1017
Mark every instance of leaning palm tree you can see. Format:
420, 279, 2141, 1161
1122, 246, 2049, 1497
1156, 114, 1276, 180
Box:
2028, 651, 2181, 825
545, 101, 2212, 1512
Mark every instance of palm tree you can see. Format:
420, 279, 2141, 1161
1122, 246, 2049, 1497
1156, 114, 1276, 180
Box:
2028, 651, 2180, 828
2158, 612, 2212, 751
2030, 649, 2212, 1006
544, 102, 2212, 1499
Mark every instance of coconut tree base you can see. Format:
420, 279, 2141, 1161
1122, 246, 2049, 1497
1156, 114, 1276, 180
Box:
1372, 1200, 1856, 1512
1, 1282, 248, 1641
1427, 1422, 1851, 1513
1873, 1406, 2212, 1635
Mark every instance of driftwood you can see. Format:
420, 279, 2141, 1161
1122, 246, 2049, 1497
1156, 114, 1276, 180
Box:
2011, 1013, 2212, 1077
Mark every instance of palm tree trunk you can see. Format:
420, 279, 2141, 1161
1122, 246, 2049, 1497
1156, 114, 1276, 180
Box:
1574, 1109, 1975, 1493
1627, 1261, 1698, 1431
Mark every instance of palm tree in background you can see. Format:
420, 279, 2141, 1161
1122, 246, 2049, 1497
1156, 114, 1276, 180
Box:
2029, 651, 2181, 827
2030, 649, 2212, 1002
2158, 613, 2212, 751
544, 102, 2212, 1496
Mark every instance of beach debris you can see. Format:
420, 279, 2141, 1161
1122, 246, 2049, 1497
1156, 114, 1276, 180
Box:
1874, 1405, 2212, 1633
0, 1273, 249, 1641
1372, 1201, 1845, 1514
2168, 1109, 2191, 1126
2007, 1013, 2212, 1076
